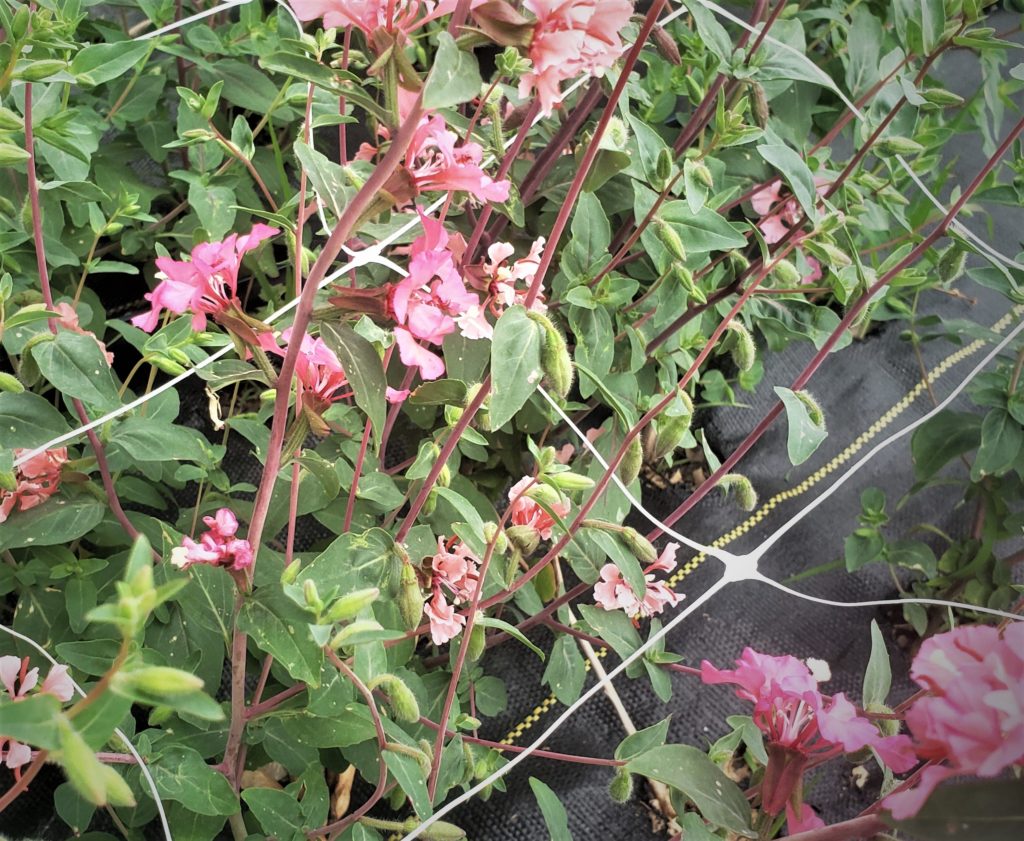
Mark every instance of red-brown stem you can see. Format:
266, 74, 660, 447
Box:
0, 750, 47, 813
251, 655, 275, 707
344, 419, 373, 532
653, 112, 1024, 532
221, 600, 248, 790
24, 81, 144, 547
246, 682, 306, 720
246, 95, 426, 566
744, 0, 787, 61
417, 716, 624, 767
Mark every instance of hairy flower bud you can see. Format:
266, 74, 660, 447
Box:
303, 579, 323, 613
281, 559, 301, 586
718, 473, 758, 511
506, 524, 540, 556
0, 371, 24, 393
770, 258, 802, 286
369, 673, 421, 723
876, 135, 925, 157
617, 436, 643, 486
653, 392, 694, 461
467, 621, 486, 662
795, 389, 825, 429
546, 471, 595, 492
528, 311, 574, 399
751, 82, 770, 127
655, 147, 673, 188
653, 217, 687, 262
398, 562, 424, 631
329, 619, 384, 650
726, 320, 757, 372
652, 24, 682, 65
609, 767, 634, 803
113, 666, 205, 698
325, 587, 380, 623
621, 527, 658, 565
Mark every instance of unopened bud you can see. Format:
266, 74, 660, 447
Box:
653, 400, 692, 461
865, 702, 901, 738
609, 767, 633, 803
546, 472, 595, 492
726, 320, 756, 372
617, 436, 643, 486
936, 244, 968, 284
795, 390, 825, 429
770, 258, 802, 286
329, 619, 383, 650
655, 147, 673, 188
718, 473, 758, 511
528, 311, 574, 399
147, 355, 188, 376
621, 527, 658, 565
751, 82, 770, 128
422, 486, 438, 516
421, 821, 468, 840
326, 587, 380, 623
281, 559, 301, 586
653, 217, 686, 262
652, 24, 681, 65
524, 482, 564, 508
0, 107, 23, 131
113, 666, 204, 698
684, 74, 703, 103
920, 88, 964, 108
369, 673, 421, 723
876, 135, 924, 157
398, 563, 424, 630
727, 251, 751, 276
691, 160, 715, 190
303, 579, 323, 613
482, 522, 508, 554
506, 524, 540, 556
467, 622, 486, 662
0, 372, 24, 393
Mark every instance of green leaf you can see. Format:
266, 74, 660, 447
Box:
0, 692, 62, 750
55, 638, 122, 676
893, 0, 945, 55
409, 378, 467, 406
529, 778, 572, 841
151, 746, 238, 816
542, 635, 585, 705
489, 305, 543, 430
242, 787, 306, 839
320, 322, 386, 451
71, 40, 151, 87
423, 33, 482, 110
188, 181, 235, 240
111, 416, 210, 463
384, 749, 432, 818
862, 620, 892, 707
972, 408, 1024, 480
887, 779, 1024, 840
0, 498, 105, 551
55, 782, 96, 836
774, 386, 827, 466
294, 141, 353, 220
32, 331, 120, 411
476, 616, 545, 660
911, 411, 981, 482
0, 391, 71, 448
588, 529, 646, 603
615, 718, 671, 761
297, 528, 396, 598
473, 675, 508, 717
757, 144, 819, 223
626, 745, 752, 835
577, 604, 642, 662
237, 590, 323, 686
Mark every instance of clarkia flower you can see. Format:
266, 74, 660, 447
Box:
289, 0, 475, 40
260, 329, 350, 416
425, 538, 481, 645
884, 623, 1024, 820
507, 476, 570, 541
520, 0, 634, 116
594, 542, 681, 618
131, 224, 278, 332
701, 648, 916, 833
750, 178, 830, 284
171, 508, 254, 572
0, 447, 67, 525
1, 656, 74, 779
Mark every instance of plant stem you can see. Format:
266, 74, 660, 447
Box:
0, 751, 48, 813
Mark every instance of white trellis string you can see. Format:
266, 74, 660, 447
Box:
0, 623, 172, 841
136, 0, 250, 40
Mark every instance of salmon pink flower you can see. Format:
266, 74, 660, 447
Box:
520, 0, 634, 116
261, 329, 350, 415
1, 656, 75, 780
507, 476, 570, 540
131, 224, 278, 332
425, 590, 465, 645
884, 623, 1024, 820
425, 538, 481, 645
750, 178, 829, 284
172, 508, 254, 572
702, 648, 916, 833
594, 543, 681, 618
0, 447, 67, 524
289, 1, 474, 40
406, 115, 510, 203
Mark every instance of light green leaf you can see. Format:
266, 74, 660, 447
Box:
863, 620, 892, 708
294, 141, 353, 220
297, 528, 396, 598
774, 386, 827, 466
111, 416, 210, 463
151, 746, 238, 816
476, 616, 545, 660
385, 749, 432, 818
489, 305, 543, 430
615, 718, 670, 761
71, 40, 151, 87
423, 33, 482, 110
542, 635, 585, 705
529, 778, 572, 841
577, 604, 642, 662
237, 590, 323, 686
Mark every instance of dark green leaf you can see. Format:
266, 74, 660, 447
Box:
151, 746, 238, 816
71, 41, 151, 86
0, 392, 71, 448
912, 411, 981, 482
542, 635, 585, 705
529, 777, 572, 841
615, 718, 671, 761
237, 590, 323, 686
972, 408, 1023, 480
297, 528, 396, 598
862, 620, 892, 707
0, 498, 105, 551
489, 305, 543, 430
32, 331, 120, 411
320, 322, 386, 451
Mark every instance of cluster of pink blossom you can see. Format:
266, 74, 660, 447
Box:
260, 329, 351, 416
131, 224, 278, 333
701, 648, 917, 834
456, 237, 549, 340
520, 0, 635, 115
0, 447, 67, 525
1, 656, 74, 779
424, 537, 481, 645
885, 622, 1024, 819
387, 212, 485, 380
506, 476, 570, 540
750, 179, 829, 284
171, 508, 254, 572
55, 302, 114, 364
594, 542, 681, 618
289, 0, 473, 40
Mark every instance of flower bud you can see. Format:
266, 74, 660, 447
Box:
326, 587, 380, 623
621, 527, 658, 565
795, 390, 825, 429
770, 258, 802, 286
876, 135, 924, 156
0, 372, 24, 393
691, 160, 715, 190
461, 741, 476, 784
655, 147, 673, 188
280, 558, 301, 585
57, 718, 136, 807
0, 107, 24, 131
456, 713, 482, 730
303, 579, 323, 613
546, 471, 595, 492
329, 619, 383, 650
369, 673, 421, 723
482, 522, 508, 555
653, 411, 691, 461
937, 244, 968, 284
147, 355, 188, 377
527, 311, 574, 399
506, 524, 540, 556
524, 482, 564, 508
653, 217, 686, 262
421, 821, 468, 840
652, 24, 681, 65
718, 473, 758, 511
751, 82, 770, 128
398, 563, 424, 630
920, 88, 964, 108
726, 320, 756, 372
467, 621, 486, 662
609, 767, 633, 803
684, 74, 704, 103
113, 666, 204, 698
726, 251, 751, 276
617, 436, 643, 486
422, 486, 438, 516
865, 703, 902, 738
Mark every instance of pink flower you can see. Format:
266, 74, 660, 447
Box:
461, 236, 549, 339
750, 178, 829, 285
1, 656, 74, 779
786, 801, 825, 835
261, 329, 350, 413
0, 447, 67, 524
424, 590, 465, 646
431, 537, 481, 602
884, 623, 1024, 820
394, 328, 446, 380
702, 648, 916, 831
386, 386, 411, 403
289, 1, 473, 40
172, 508, 254, 572
55, 302, 114, 364
520, 0, 634, 116
593, 543, 681, 618
507, 476, 570, 540
406, 115, 510, 203
131, 224, 278, 332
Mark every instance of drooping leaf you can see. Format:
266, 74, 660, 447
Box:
0, 391, 71, 448
774, 386, 827, 466
529, 777, 572, 841
320, 322, 387, 451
